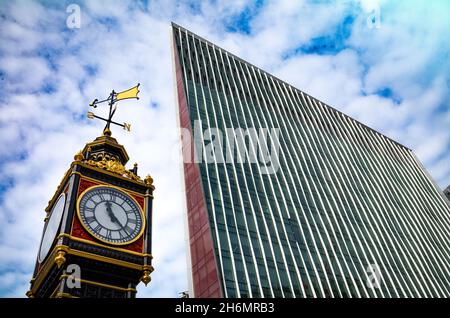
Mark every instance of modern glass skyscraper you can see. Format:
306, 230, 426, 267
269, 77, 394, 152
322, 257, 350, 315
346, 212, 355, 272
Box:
171, 23, 450, 298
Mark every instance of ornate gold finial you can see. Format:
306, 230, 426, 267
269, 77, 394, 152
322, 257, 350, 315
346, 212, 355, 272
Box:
26, 290, 34, 298
74, 150, 84, 161
144, 174, 153, 186
103, 127, 112, 136
54, 251, 66, 268
141, 270, 151, 286
141, 265, 153, 286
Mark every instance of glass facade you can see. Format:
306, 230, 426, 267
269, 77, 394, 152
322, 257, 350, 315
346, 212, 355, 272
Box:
172, 23, 450, 298
444, 186, 450, 201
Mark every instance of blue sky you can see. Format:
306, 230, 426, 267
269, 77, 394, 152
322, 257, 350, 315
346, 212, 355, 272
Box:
0, 0, 449, 297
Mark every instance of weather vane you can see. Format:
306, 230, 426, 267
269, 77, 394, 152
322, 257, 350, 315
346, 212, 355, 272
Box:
87, 83, 140, 135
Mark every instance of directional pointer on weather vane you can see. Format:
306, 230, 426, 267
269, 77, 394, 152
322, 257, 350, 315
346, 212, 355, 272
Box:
86, 83, 140, 135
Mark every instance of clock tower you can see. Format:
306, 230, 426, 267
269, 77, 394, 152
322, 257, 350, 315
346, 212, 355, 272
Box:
27, 85, 154, 298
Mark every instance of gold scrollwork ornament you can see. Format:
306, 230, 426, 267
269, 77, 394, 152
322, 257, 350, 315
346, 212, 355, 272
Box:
85, 157, 142, 182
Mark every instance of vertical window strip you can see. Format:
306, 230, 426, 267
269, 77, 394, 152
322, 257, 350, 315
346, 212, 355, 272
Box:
297, 92, 383, 297
307, 97, 411, 298
224, 52, 287, 297
299, 93, 401, 298
204, 42, 264, 297
213, 45, 278, 298
281, 84, 367, 298
271, 77, 362, 297
343, 118, 429, 297
248, 67, 330, 297
355, 123, 442, 297
309, 97, 413, 297
184, 31, 233, 297
259, 71, 347, 298
241, 62, 318, 297
229, 57, 296, 297
372, 136, 450, 296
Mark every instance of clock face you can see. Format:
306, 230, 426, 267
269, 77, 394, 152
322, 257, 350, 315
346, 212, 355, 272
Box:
77, 186, 144, 245
38, 193, 66, 263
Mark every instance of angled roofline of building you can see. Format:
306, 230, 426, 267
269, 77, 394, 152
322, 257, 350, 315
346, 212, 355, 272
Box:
171, 21, 412, 152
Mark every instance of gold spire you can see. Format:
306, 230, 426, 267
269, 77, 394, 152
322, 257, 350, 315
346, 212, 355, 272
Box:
103, 127, 112, 136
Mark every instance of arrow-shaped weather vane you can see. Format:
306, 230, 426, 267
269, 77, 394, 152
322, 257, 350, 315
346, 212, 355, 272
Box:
87, 83, 140, 135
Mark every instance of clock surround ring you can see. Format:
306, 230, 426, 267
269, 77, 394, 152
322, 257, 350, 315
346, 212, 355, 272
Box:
76, 184, 146, 246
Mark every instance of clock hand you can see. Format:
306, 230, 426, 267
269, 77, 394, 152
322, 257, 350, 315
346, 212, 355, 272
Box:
105, 201, 123, 227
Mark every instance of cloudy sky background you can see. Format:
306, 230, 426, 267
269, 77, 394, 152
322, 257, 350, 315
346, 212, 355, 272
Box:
0, 0, 449, 297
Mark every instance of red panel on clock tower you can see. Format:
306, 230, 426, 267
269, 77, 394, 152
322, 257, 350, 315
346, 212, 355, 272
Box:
71, 178, 144, 253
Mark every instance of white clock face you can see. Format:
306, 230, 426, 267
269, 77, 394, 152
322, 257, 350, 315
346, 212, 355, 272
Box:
38, 193, 66, 263
77, 186, 144, 245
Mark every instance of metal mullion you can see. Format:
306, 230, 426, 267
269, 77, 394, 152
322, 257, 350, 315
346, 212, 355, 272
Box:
188, 33, 238, 297
370, 136, 449, 296
403, 152, 450, 252
303, 95, 399, 298
205, 43, 264, 297
179, 29, 229, 297
243, 64, 327, 297
408, 154, 450, 230
226, 53, 286, 297
403, 152, 450, 236
312, 99, 412, 297
199, 40, 253, 297
345, 119, 428, 297
248, 69, 329, 297
281, 84, 365, 298
262, 74, 347, 297
302, 96, 394, 298
355, 123, 438, 297
234, 61, 299, 297
308, 97, 406, 298
295, 92, 379, 298
334, 114, 418, 297
275, 80, 359, 297
214, 48, 277, 298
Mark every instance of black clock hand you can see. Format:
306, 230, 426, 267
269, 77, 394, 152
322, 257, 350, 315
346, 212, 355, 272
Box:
105, 201, 123, 227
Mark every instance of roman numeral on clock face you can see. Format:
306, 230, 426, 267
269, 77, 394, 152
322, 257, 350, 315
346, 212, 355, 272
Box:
90, 195, 100, 204
94, 224, 102, 233
124, 225, 134, 235
85, 215, 95, 223
117, 229, 126, 239
84, 206, 94, 213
